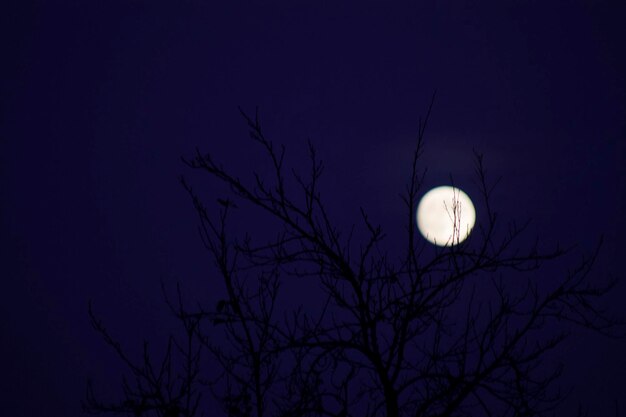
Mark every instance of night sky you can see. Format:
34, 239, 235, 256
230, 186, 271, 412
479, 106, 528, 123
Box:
2, 1, 625, 416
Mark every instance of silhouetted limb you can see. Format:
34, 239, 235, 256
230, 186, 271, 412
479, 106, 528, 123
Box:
84, 292, 204, 417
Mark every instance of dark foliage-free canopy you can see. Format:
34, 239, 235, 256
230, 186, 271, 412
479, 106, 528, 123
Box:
86, 104, 620, 417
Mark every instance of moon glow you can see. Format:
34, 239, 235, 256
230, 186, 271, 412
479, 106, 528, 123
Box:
416, 186, 476, 246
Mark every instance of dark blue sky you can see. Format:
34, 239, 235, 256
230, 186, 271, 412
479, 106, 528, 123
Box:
1, 1, 625, 416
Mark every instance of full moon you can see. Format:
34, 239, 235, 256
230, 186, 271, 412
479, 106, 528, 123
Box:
416, 186, 476, 246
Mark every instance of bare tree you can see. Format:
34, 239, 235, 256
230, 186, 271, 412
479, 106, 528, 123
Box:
86, 101, 621, 417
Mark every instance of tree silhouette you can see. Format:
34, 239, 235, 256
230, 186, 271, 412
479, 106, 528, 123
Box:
85, 101, 621, 417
